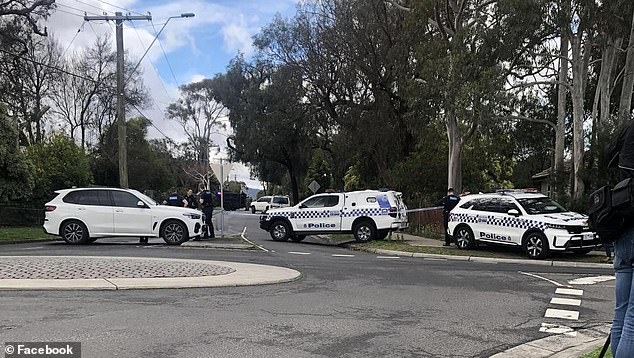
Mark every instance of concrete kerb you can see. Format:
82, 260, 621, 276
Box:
490, 324, 611, 358
0, 256, 302, 291
352, 247, 613, 269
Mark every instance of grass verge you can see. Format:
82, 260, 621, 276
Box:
0, 226, 52, 243
352, 240, 610, 263
580, 345, 612, 358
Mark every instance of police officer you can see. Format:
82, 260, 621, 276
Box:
200, 189, 215, 239
438, 188, 460, 246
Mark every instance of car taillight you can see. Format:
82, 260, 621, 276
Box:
45, 205, 56, 212
389, 206, 397, 218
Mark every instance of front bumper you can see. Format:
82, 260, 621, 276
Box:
550, 231, 600, 251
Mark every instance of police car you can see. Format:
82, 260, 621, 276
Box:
259, 190, 408, 242
448, 191, 599, 259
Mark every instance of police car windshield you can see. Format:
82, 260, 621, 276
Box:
517, 197, 567, 215
131, 190, 158, 206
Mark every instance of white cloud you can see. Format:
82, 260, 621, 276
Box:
190, 74, 206, 83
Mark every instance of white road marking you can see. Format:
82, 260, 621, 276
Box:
331, 254, 355, 257
550, 297, 582, 306
22, 246, 45, 250
539, 323, 577, 337
376, 256, 400, 259
544, 308, 579, 320
568, 276, 615, 285
239, 226, 270, 252
518, 271, 570, 287
424, 258, 447, 261
555, 288, 584, 296
288, 251, 311, 255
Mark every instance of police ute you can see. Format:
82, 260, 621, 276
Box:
447, 190, 599, 259
259, 190, 408, 242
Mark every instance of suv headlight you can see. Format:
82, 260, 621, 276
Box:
547, 223, 567, 230
183, 213, 201, 220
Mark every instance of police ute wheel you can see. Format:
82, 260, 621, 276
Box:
454, 225, 475, 250
353, 220, 376, 242
270, 221, 291, 241
523, 232, 550, 260
291, 235, 306, 242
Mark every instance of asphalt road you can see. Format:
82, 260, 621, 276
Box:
0, 210, 616, 358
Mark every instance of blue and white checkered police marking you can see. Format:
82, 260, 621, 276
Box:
266, 208, 388, 220
450, 213, 548, 231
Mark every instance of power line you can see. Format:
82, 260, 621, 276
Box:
68, 0, 110, 13
56, 3, 101, 16
92, 0, 145, 16
61, 20, 86, 57
54, 8, 88, 18
0, 48, 99, 83
151, 20, 180, 87
129, 102, 178, 145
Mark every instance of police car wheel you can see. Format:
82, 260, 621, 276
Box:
161, 220, 189, 245
455, 226, 475, 250
291, 235, 306, 242
270, 221, 291, 241
353, 221, 376, 242
61, 220, 89, 244
523, 232, 550, 259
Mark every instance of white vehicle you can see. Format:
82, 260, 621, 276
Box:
259, 190, 408, 242
250, 195, 290, 213
447, 191, 599, 259
43, 187, 205, 245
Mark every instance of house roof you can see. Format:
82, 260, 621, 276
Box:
531, 162, 572, 180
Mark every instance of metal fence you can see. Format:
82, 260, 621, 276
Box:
406, 207, 445, 239
0, 205, 45, 227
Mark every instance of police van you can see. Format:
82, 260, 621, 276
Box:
447, 191, 599, 259
259, 190, 408, 242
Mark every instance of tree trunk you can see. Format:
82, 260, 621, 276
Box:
619, 9, 634, 126
554, 32, 568, 199
570, 33, 585, 205
446, 108, 463, 194
287, 162, 300, 206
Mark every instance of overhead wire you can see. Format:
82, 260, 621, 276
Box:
55, 2, 101, 16
92, 0, 146, 16
61, 20, 87, 57
150, 20, 181, 88
0, 48, 99, 83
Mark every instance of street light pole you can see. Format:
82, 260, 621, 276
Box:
220, 157, 224, 240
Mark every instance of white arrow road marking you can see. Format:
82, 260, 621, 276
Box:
550, 297, 582, 306
545, 309, 579, 320
555, 288, 584, 296
568, 276, 615, 285
332, 254, 355, 257
376, 256, 400, 259
539, 323, 577, 337
518, 271, 571, 287
288, 252, 311, 255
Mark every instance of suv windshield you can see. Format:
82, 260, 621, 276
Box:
517, 197, 567, 215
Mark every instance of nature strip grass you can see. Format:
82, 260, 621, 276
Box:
0, 226, 51, 243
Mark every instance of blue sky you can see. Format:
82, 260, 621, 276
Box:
47, 0, 301, 189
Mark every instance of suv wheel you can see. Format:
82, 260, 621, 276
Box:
455, 226, 475, 249
264, 206, 269, 213
61, 220, 89, 244
251, 206, 256, 214
161, 220, 189, 245
353, 220, 376, 242
270, 221, 291, 241
523, 232, 550, 259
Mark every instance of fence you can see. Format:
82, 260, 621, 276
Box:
0, 205, 45, 227
406, 207, 445, 239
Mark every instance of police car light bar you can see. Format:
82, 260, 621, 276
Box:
494, 188, 540, 194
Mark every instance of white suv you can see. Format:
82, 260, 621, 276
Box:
447, 191, 599, 259
44, 188, 204, 245
260, 190, 408, 242
250, 195, 290, 213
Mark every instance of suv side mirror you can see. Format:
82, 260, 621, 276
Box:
137, 201, 147, 208
507, 209, 520, 217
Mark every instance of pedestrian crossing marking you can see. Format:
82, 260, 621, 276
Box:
550, 297, 581, 306
545, 308, 579, 320
555, 288, 583, 296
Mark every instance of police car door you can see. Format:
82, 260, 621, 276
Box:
294, 194, 343, 233
497, 198, 525, 245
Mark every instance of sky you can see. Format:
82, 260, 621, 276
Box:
46, 0, 301, 190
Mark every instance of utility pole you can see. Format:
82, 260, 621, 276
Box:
84, 12, 152, 188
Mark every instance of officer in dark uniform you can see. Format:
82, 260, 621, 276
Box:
438, 188, 461, 246
200, 189, 215, 239
185, 189, 198, 209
